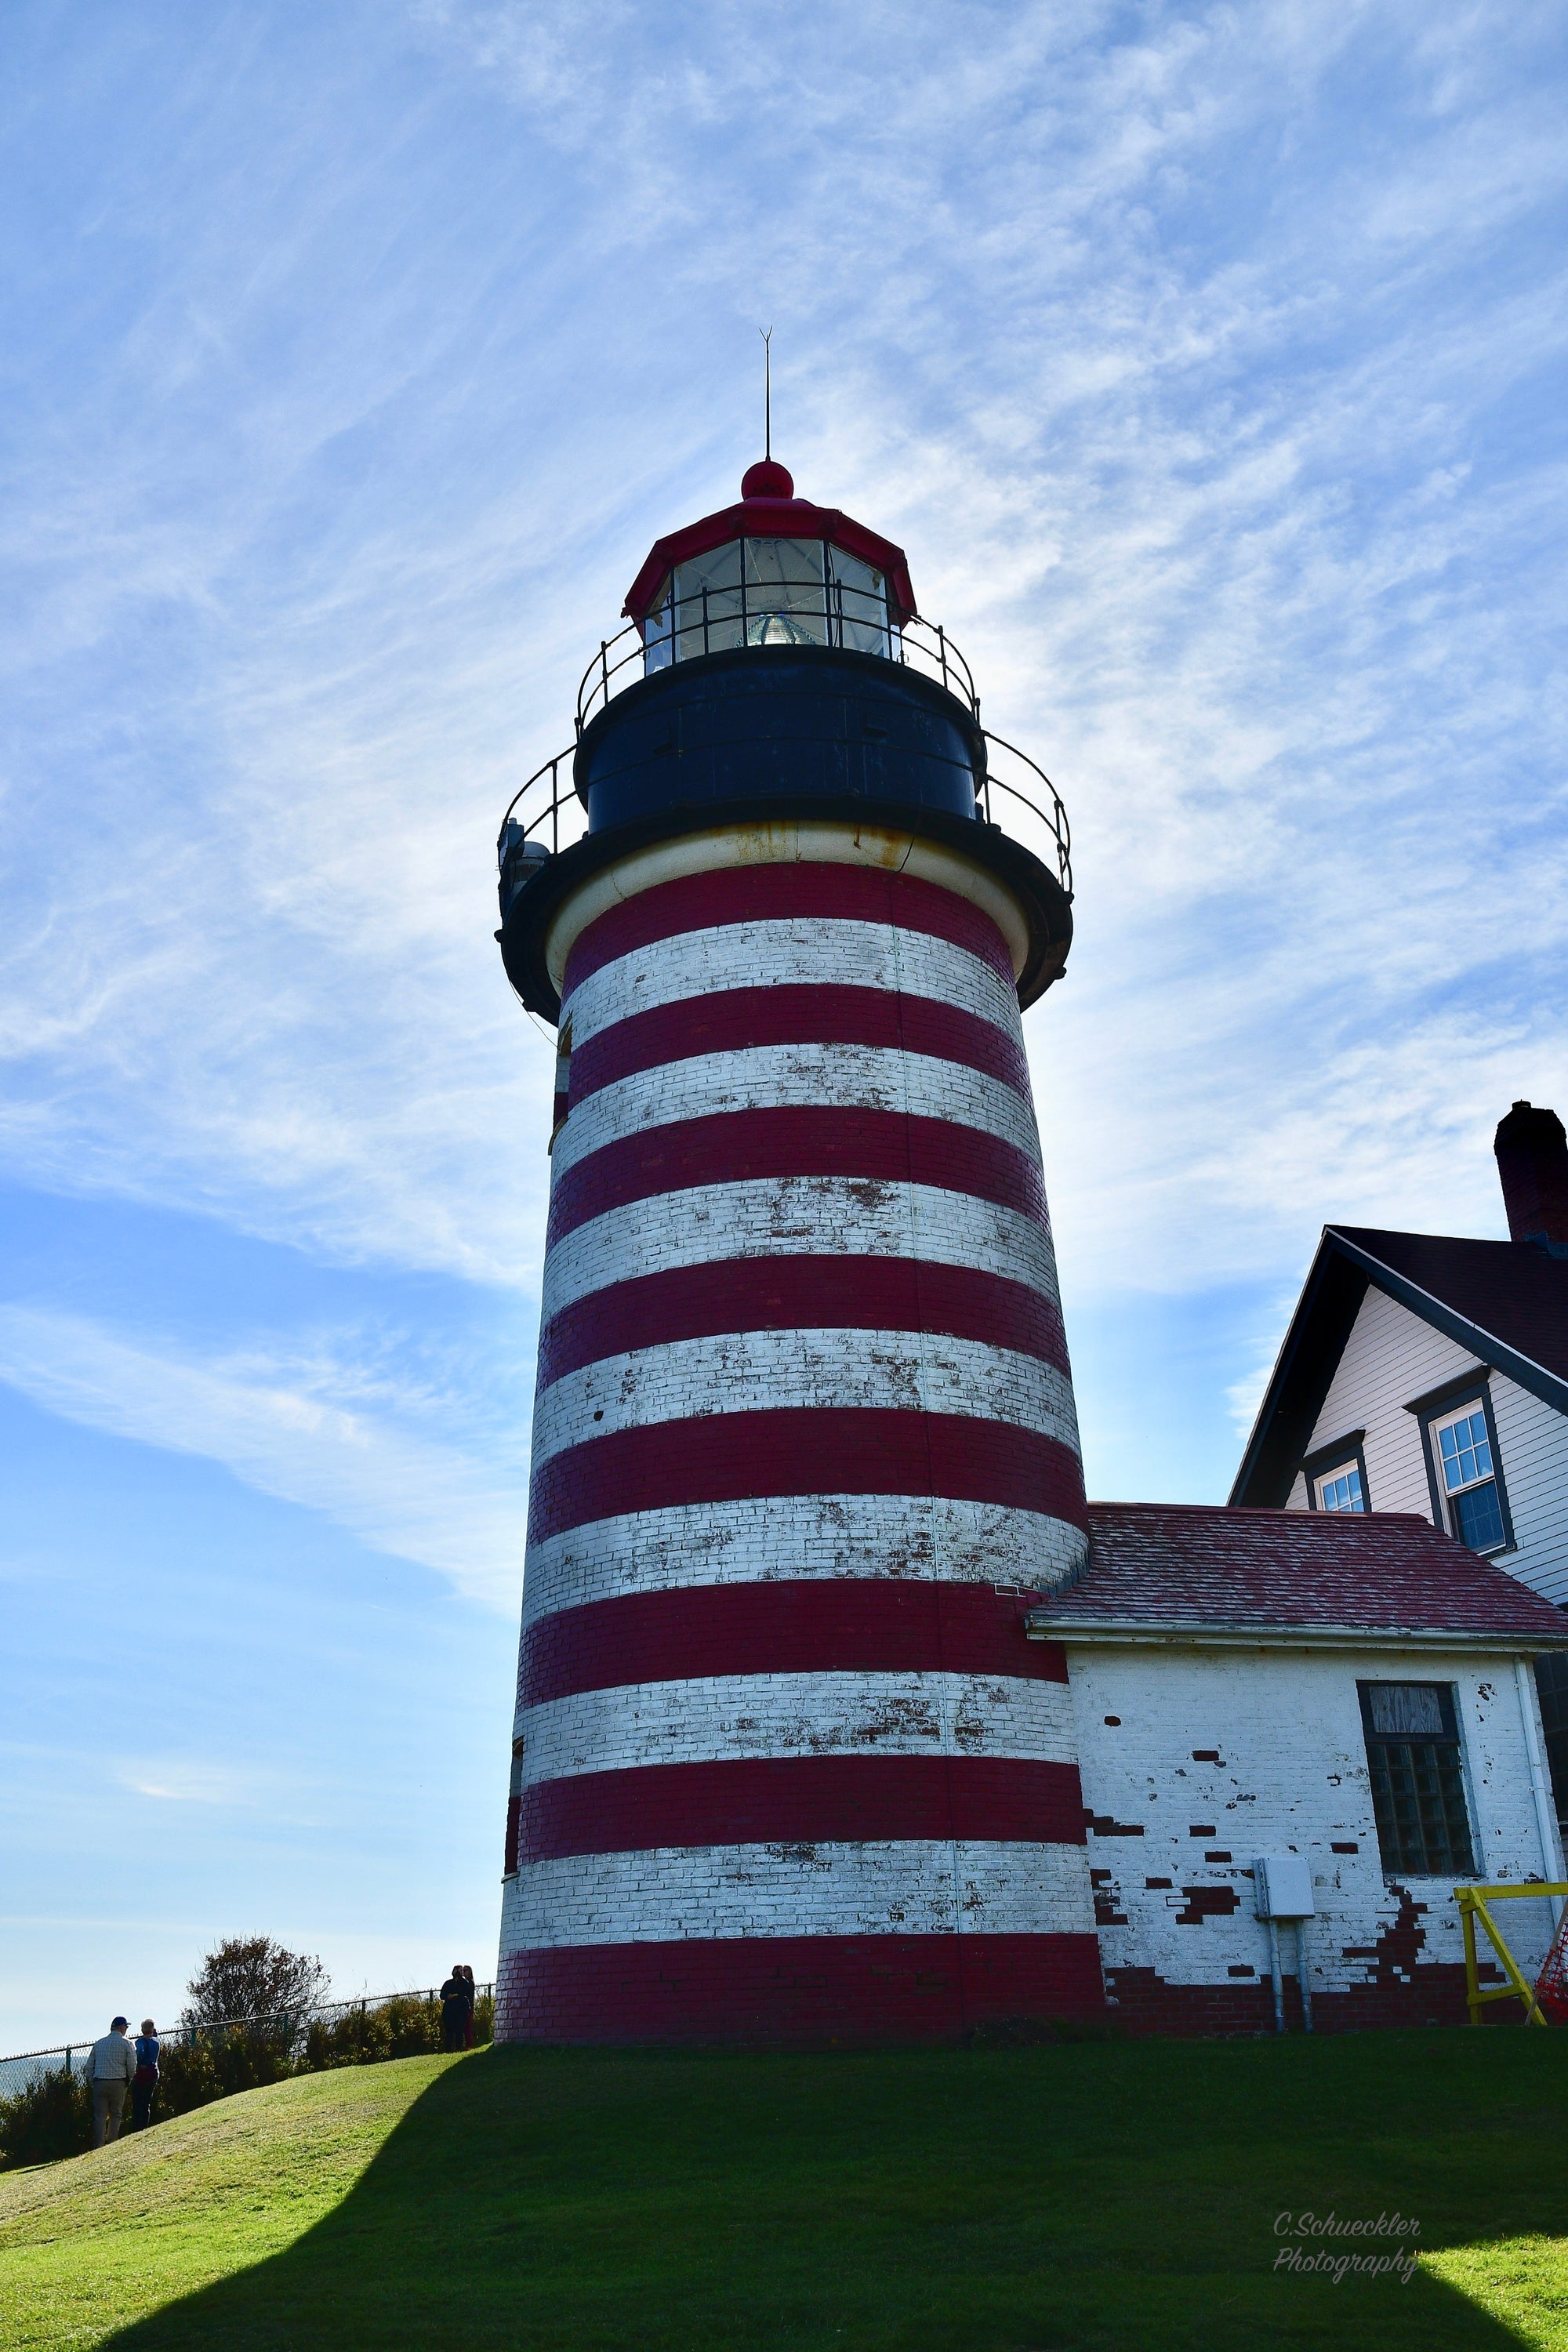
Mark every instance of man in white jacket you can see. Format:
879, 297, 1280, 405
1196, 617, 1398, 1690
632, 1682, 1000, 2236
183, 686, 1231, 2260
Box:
88, 2016, 137, 2147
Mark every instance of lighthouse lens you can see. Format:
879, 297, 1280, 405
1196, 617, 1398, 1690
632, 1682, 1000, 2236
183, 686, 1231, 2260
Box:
672, 541, 745, 659
644, 536, 895, 677
742, 537, 829, 648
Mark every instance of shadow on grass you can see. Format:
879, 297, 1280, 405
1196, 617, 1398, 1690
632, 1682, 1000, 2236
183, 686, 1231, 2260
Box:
103, 2034, 1557, 2352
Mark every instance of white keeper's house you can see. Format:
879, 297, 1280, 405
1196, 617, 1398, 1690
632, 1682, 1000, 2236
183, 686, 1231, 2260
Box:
1232, 1101, 1568, 1834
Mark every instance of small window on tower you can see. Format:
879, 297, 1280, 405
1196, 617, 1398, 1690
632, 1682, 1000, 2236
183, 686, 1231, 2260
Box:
1358, 1681, 1475, 1876
549, 1019, 572, 1154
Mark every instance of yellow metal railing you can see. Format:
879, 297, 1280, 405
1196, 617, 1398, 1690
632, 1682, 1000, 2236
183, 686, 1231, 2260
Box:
1455, 1882, 1568, 2027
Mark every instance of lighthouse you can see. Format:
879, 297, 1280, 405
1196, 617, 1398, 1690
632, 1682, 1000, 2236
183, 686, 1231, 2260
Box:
493, 456, 1102, 2042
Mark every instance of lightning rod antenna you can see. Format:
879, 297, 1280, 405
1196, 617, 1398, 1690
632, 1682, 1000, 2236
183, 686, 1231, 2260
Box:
760, 325, 773, 460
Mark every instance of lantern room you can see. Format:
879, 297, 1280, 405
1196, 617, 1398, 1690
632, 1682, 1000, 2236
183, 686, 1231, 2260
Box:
495, 458, 1075, 1021
622, 459, 916, 671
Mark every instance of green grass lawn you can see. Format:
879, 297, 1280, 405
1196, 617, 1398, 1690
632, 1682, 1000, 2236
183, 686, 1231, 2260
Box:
1, 2031, 1566, 2350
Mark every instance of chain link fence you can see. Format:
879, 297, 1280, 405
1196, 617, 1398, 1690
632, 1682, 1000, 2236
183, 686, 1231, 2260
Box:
0, 1983, 495, 2103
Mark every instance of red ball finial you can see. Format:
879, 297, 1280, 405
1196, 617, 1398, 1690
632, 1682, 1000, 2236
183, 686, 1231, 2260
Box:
741, 458, 794, 499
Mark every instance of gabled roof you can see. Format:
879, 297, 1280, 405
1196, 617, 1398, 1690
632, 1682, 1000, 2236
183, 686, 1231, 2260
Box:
1025, 1502, 1568, 1646
1335, 1229, 1568, 1388
1229, 1225, 1568, 1508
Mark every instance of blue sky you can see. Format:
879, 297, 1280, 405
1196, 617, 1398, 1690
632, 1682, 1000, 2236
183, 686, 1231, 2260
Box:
2, 0, 1566, 2049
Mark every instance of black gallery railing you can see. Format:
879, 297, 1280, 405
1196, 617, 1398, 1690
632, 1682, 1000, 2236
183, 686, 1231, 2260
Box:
496, 720, 1073, 920
576, 579, 979, 734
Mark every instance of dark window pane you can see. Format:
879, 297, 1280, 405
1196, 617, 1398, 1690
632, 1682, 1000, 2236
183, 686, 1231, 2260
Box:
1453, 1481, 1504, 1551
1367, 1737, 1474, 1874
1537, 1653, 1568, 1737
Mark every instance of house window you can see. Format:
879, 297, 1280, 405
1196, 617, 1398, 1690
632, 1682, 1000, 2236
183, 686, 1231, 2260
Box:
1407, 1374, 1515, 1556
1432, 1403, 1506, 1552
1359, 1681, 1475, 1876
1316, 1463, 1366, 1513
1302, 1433, 1369, 1514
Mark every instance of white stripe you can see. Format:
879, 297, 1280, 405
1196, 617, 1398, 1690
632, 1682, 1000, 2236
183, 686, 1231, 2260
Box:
546, 824, 1033, 993
501, 1839, 1094, 1947
543, 1178, 1063, 1320
521, 1496, 1089, 1628
530, 1330, 1079, 1468
565, 919, 1022, 1050
519, 1671, 1078, 1781
553, 1044, 1040, 1181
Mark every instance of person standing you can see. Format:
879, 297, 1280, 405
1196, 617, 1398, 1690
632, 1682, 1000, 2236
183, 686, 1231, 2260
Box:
460, 1965, 477, 2049
89, 2016, 138, 2147
439, 1968, 467, 2053
132, 2019, 160, 2131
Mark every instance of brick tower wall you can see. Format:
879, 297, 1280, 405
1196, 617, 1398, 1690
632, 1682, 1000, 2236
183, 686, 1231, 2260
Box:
496, 851, 1103, 2042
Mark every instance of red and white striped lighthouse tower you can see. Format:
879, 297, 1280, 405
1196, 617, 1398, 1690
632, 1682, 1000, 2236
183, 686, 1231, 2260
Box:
493, 459, 1102, 2041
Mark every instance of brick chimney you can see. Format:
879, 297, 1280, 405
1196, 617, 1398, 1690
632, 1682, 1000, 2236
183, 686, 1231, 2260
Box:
1494, 1102, 1568, 1247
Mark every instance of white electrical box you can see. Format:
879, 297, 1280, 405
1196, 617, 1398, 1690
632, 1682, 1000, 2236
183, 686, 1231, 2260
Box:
1254, 1853, 1316, 1918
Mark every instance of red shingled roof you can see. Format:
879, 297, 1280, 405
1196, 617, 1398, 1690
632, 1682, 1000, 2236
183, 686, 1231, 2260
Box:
1029, 1503, 1568, 1641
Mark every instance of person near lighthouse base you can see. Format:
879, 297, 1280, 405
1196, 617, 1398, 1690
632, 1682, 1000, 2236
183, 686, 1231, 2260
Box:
439, 1968, 470, 2052
88, 2016, 138, 2147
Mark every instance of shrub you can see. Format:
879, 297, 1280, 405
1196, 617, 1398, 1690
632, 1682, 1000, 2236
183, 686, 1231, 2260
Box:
156, 2030, 296, 2119
303, 1994, 446, 2072
0, 2065, 92, 2167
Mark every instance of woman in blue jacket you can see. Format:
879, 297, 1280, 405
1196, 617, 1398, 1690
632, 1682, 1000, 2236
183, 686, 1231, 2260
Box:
132, 2018, 159, 2130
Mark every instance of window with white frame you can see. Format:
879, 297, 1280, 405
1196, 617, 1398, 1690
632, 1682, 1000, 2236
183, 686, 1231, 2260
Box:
1303, 1434, 1370, 1514
1315, 1461, 1366, 1513
1432, 1401, 1507, 1552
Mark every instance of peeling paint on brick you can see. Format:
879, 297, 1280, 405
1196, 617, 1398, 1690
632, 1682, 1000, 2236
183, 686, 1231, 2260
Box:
1065, 1641, 1558, 2027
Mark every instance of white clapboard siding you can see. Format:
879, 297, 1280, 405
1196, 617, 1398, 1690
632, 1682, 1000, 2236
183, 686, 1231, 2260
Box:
1490, 1377, 1568, 1606
1289, 1282, 1568, 1606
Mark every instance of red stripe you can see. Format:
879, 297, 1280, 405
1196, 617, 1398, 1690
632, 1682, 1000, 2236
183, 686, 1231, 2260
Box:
520, 1581, 1071, 1708
517, 1755, 1085, 1861
562, 864, 1015, 1000
528, 1408, 1087, 1543
547, 1107, 1046, 1247
568, 985, 1029, 1105
495, 1932, 1105, 2045
537, 1257, 1068, 1388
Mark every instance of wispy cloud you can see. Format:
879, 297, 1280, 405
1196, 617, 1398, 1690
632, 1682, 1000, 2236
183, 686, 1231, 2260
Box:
114, 1760, 268, 1807
0, 1306, 527, 1606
